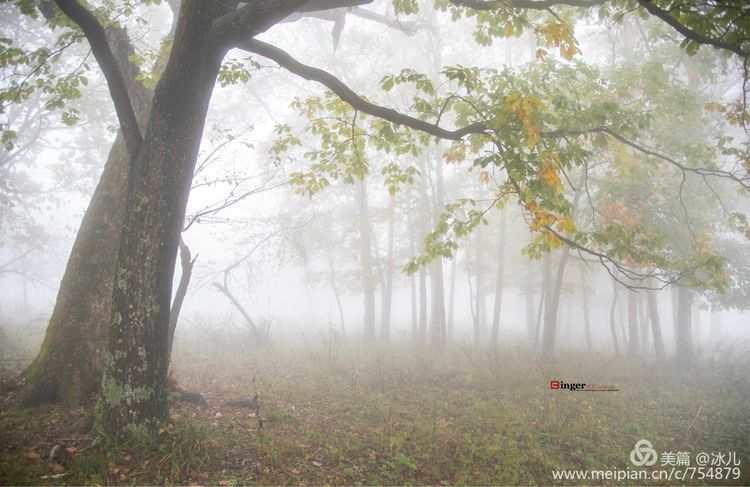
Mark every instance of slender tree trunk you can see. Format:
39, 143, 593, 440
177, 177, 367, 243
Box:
429, 261, 446, 349
610, 280, 620, 356
328, 259, 346, 339
671, 284, 679, 341
580, 267, 592, 353
407, 192, 418, 340
166, 238, 195, 369
541, 248, 570, 360
647, 289, 665, 360
95, 1, 223, 434
533, 253, 550, 349
675, 285, 694, 367
356, 182, 376, 342
692, 302, 702, 349
430, 148, 446, 349
212, 281, 263, 342
447, 256, 456, 341
627, 289, 640, 357
709, 309, 722, 342
380, 199, 395, 341
20, 26, 152, 407
418, 265, 427, 345
639, 293, 649, 352
473, 225, 486, 347
525, 290, 535, 346
489, 211, 506, 351
417, 159, 429, 346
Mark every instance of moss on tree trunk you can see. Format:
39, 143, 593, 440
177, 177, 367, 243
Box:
19, 25, 153, 408
94, 0, 222, 435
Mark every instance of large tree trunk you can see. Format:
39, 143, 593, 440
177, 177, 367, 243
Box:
489, 211, 506, 352
94, 1, 223, 434
20, 135, 130, 406
20, 26, 152, 407
674, 285, 694, 367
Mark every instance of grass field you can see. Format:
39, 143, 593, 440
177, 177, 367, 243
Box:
1, 342, 749, 485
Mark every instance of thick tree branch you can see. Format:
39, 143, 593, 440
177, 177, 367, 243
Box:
237, 39, 488, 140
210, 0, 312, 48
53, 0, 143, 156
637, 0, 749, 58
297, 0, 373, 13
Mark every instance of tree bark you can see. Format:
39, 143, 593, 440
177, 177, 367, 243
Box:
94, 0, 223, 434
20, 25, 152, 407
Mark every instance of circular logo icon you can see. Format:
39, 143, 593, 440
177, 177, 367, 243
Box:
630, 439, 658, 466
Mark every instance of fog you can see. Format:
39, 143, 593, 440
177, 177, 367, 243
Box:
1, 0, 749, 485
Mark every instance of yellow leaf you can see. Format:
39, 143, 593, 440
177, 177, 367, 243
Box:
535, 48, 547, 61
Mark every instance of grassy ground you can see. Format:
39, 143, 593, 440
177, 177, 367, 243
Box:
1, 342, 749, 485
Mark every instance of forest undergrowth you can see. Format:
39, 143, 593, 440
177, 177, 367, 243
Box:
1, 338, 748, 485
